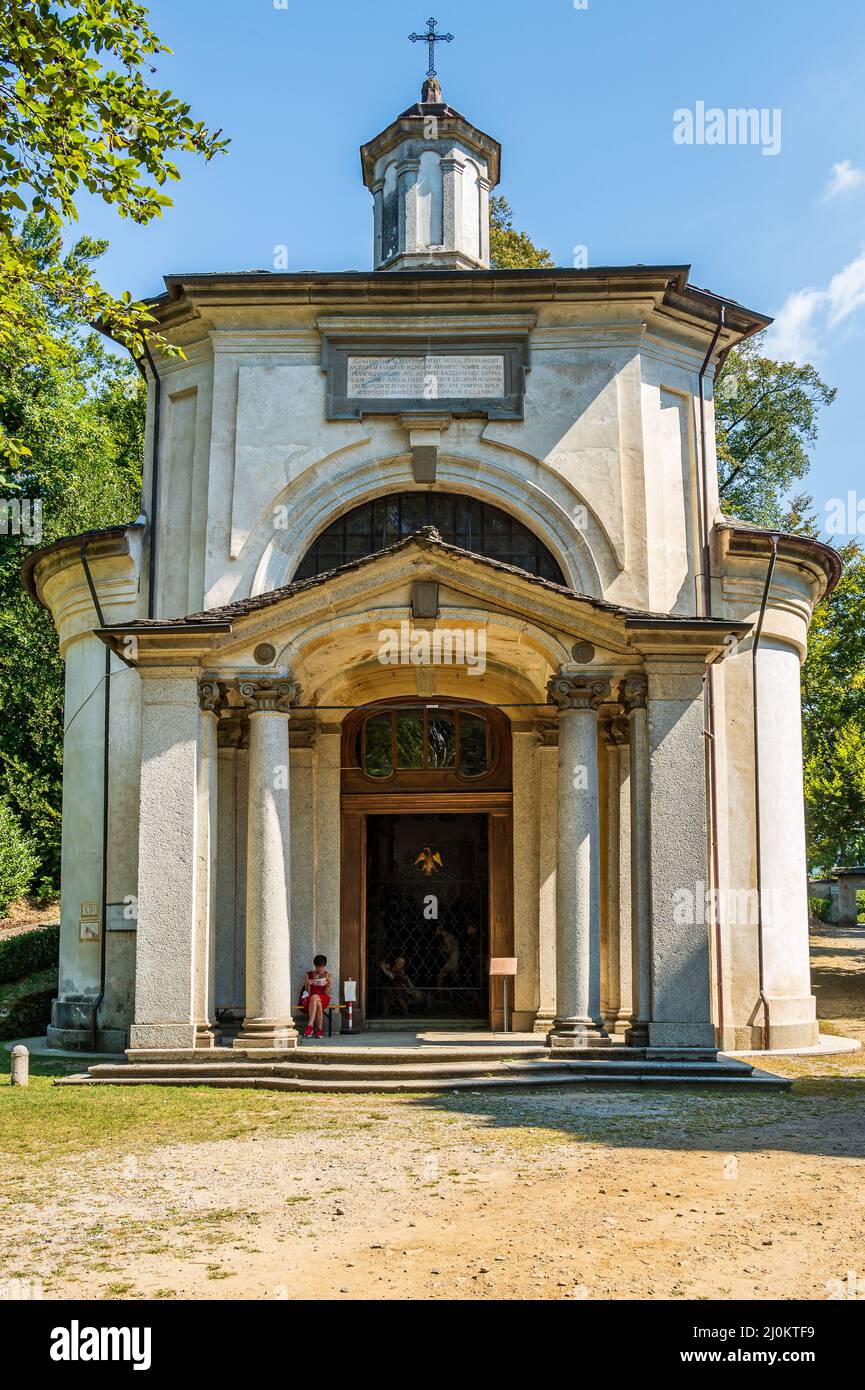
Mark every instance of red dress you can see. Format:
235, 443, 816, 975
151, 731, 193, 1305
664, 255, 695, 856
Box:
305, 972, 331, 1011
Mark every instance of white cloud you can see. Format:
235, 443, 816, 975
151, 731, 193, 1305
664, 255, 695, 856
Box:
822, 160, 865, 200
827, 249, 865, 327
764, 249, 865, 363
764, 286, 826, 362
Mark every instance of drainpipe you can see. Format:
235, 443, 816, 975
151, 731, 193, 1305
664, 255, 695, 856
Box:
79, 545, 110, 1051
698, 308, 726, 1042
137, 339, 162, 619
752, 534, 780, 1050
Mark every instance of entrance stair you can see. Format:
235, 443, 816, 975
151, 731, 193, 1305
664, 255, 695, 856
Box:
57, 1036, 790, 1091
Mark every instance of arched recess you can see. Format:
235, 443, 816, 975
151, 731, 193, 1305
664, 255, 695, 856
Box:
293, 492, 567, 585
274, 607, 573, 712
246, 451, 618, 600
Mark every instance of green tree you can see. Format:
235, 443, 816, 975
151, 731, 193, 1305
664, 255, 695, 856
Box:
489, 196, 553, 270
0, 796, 39, 911
0, 0, 226, 471
715, 333, 836, 526
801, 541, 865, 872
0, 218, 143, 897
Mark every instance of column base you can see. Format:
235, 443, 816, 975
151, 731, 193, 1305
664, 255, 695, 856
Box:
194, 1024, 221, 1049
649, 1021, 716, 1049
612, 1010, 634, 1038
233, 1019, 298, 1050
547, 1018, 612, 1050
533, 1010, 557, 1035
129, 1023, 198, 1050
625, 1019, 650, 1047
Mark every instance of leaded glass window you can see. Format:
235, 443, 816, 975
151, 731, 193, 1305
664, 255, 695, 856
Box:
294, 492, 566, 585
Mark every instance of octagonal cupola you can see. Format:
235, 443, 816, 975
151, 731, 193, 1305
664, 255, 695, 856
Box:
360, 75, 501, 271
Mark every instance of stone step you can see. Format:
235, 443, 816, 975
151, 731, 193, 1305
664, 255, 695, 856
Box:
125, 1044, 626, 1066
85, 1055, 756, 1083
58, 1064, 789, 1092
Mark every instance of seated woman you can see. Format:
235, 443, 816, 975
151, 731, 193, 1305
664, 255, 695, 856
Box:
301, 954, 333, 1039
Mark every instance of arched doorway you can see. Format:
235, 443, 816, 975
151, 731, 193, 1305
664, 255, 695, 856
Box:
340, 698, 514, 1030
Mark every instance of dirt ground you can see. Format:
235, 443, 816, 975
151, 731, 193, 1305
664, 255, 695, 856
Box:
1, 923, 863, 1302
0, 898, 58, 940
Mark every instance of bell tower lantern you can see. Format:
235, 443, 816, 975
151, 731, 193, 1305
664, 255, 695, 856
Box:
360, 69, 501, 272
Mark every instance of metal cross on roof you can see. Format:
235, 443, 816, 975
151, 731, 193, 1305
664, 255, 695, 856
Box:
409, 16, 454, 81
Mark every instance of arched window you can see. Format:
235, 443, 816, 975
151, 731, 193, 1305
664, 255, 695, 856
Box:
341, 699, 512, 793
293, 492, 566, 585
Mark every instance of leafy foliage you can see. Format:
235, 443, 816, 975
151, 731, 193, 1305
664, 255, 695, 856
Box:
802, 541, 865, 872
0, 218, 143, 896
0, 0, 227, 471
715, 333, 836, 526
0, 797, 39, 912
0, 922, 59, 984
489, 196, 553, 270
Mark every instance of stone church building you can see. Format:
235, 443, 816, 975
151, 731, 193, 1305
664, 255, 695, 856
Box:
24, 75, 839, 1062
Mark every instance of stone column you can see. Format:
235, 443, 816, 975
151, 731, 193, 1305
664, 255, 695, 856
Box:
603, 717, 631, 1035
215, 718, 243, 1014
621, 677, 651, 1046
613, 726, 634, 1037
194, 681, 221, 1046
546, 672, 612, 1049
233, 678, 300, 1050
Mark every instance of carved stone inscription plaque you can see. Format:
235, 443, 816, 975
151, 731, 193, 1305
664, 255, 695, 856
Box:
323, 335, 530, 421
346, 354, 506, 400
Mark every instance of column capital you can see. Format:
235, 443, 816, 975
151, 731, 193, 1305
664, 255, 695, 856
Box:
619, 674, 648, 712
603, 715, 630, 748
547, 672, 611, 711
236, 677, 302, 715
198, 679, 224, 715
217, 716, 248, 750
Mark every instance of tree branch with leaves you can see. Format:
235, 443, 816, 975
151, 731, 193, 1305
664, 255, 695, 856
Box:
0, 0, 228, 472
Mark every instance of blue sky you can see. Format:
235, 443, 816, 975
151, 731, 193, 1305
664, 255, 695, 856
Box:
76, 0, 865, 527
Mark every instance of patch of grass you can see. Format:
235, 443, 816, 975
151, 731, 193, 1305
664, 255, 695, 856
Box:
0, 1076, 376, 1169
104, 1281, 134, 1297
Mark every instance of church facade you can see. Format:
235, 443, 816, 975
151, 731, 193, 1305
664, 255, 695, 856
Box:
23, 79, 840, 1058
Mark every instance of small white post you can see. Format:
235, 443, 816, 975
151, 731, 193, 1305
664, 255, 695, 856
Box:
10, 1045, 29, 1087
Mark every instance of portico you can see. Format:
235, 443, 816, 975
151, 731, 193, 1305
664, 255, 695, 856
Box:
88, 533, 745, 1055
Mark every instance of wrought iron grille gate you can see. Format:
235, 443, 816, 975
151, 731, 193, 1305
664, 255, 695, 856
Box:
365, 813, 489, 1019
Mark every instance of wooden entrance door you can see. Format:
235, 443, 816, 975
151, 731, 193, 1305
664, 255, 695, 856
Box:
339, 700, 513, 1030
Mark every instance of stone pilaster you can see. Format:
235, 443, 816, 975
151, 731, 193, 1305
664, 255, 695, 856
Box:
644, 665, 715, 1050
233, 678, 301, 1050
546, 672, 612, 1049
129, 675, 202, 1051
